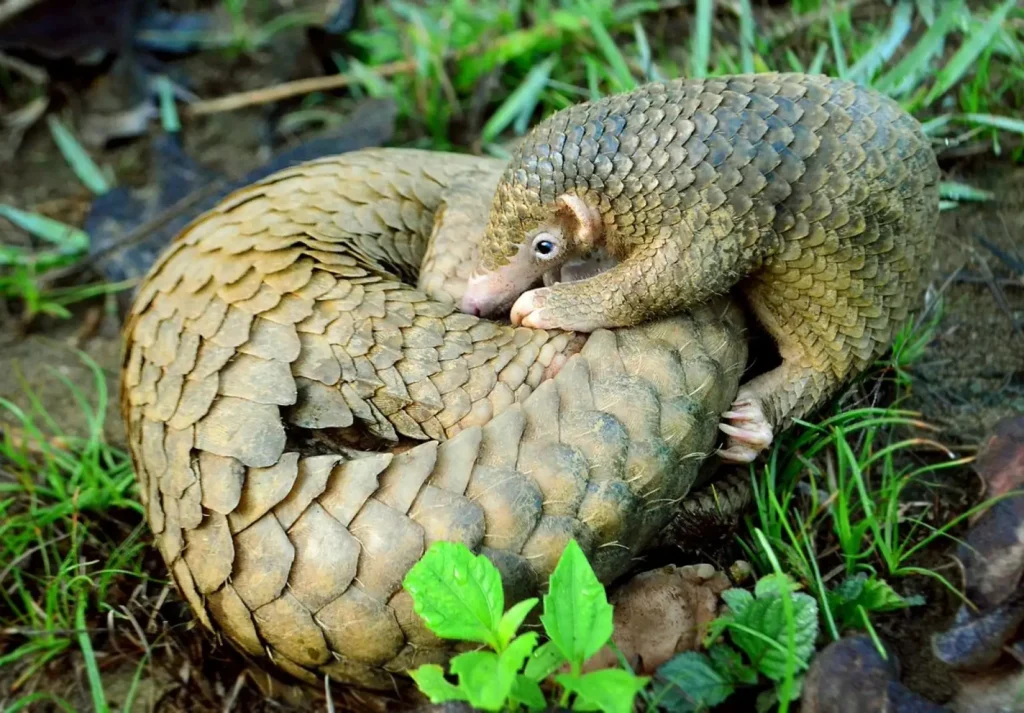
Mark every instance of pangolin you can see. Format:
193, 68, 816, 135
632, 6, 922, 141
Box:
460, 72, 941, 462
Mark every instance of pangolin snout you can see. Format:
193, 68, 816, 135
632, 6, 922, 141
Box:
461, 273, 520, 319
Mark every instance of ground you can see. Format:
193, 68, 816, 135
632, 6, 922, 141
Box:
1, 1, 1023, 711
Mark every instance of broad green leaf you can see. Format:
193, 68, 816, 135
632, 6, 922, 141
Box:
709, 644, 758, 686
921, 0, 1017, 108
655, 651, 734, 712
497, 597, 539, 650
556, 669, 650, 713
511, 674, 548, 711
449, 632, 539, 711
754, 573, 803, 598
523, 640, 566, 682
729, 592, 819, 681
827, 574, 922, 629
408, 664, 469, 704
402, 541, 504, 648
720, 588, 754, 615
449, 652, 507, 710
540, 540, 614, 672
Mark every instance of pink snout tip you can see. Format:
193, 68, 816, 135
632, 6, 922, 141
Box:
461, 294, 483, 316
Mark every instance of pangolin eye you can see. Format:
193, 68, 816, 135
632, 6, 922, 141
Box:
532, 233, 559, 260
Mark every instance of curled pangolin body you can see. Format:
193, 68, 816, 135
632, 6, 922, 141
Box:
120, 147, 748, 689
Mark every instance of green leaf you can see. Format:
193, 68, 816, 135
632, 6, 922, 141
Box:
921, 0, 1017, 108
709, 644, 758, 686
523, 640, 566, 682
754, 573, 803, 599
449, 652, 507, 711
827, 574, 922, 629
540, 540, 614, 672
728, 591, 819, 681
449, 633, 539, 711
655, 651, 735, 712
720, 588, 754, 615
402, 541, 505, 649
556, 669, 650, 713
511, 674, 548, 711
408, 664, 469, 704
497, 598, 539, 650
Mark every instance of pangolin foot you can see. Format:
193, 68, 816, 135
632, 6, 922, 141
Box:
510, 287, 553, 328
716, 396, 774, 463
510, 287, 611, 332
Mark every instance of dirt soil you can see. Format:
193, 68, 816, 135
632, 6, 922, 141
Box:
2, 44, 1023, 713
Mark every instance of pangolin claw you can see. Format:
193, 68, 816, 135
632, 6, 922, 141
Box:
717, 397, 774, 463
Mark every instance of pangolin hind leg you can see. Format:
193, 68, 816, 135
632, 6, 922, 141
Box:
715, 279, 848, 463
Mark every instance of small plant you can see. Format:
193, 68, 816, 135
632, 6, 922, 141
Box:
402, 539, 649, 712
824, 572, 923, 634
650, 573, 819, 713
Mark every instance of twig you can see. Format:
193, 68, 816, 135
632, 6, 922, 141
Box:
0, 0, 42, 25
38, 175, 230, 287
185, 56, 423, 117
951, 273, 1023, 289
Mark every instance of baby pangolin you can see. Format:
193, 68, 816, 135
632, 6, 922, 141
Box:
461, 72, 940, 462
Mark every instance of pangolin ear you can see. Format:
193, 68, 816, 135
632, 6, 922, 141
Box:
555, 193, 603, 250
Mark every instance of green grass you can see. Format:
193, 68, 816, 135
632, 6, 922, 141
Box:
1, 0, 1022, 709
0, 354, 154, 711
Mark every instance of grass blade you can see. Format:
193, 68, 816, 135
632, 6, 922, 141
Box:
961, 113, 1024, 136
481, 55, 558, 143
155, 76, 181, 133
940, 180, 994, 203
586, 11, 634, 91
874, 0, 961, 96
847, 0, 914, 84
737, 0, 755, 74
690, 0, 713, 78
75, 590, 109, 713
633, 19, 655, 81
921, 0, 1017, 108
828, 6, 848, 79
808, 42, 829, 75
0, 205, 90, 253
44, 116, 111, 195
